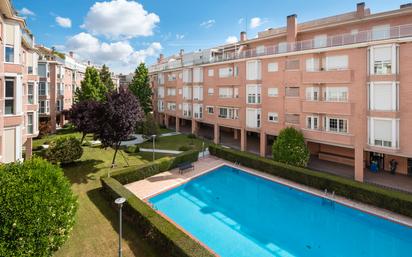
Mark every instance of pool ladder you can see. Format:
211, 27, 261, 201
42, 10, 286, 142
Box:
322, 189, 335, 208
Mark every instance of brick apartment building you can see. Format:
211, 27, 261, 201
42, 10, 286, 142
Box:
149, 2, 412, 182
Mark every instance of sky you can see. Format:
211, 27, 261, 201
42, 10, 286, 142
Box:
14, 0, 408, 74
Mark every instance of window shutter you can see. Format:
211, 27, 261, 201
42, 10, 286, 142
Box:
5, 23, 15, 45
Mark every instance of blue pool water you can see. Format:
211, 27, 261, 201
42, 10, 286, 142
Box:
149, 165, 412, 257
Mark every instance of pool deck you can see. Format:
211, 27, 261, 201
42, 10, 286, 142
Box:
125, 156, 412, 228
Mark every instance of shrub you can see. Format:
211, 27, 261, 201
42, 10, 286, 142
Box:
142, 113, 160, 137
272, 127, 310, 167
38, 121, 52, 138
171, 150, 199, 169
45, 136, 83, 164
187, 133, 196, 139
124, 145, 140, 153
82, 140, 92, 147
209, 144, 412, 218
0, 158, 77, 257
178, 145, 192, 151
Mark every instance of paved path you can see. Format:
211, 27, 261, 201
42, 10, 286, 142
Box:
160, 132, 181, 137
139, 148, 182, 154
120, 134, 146, 146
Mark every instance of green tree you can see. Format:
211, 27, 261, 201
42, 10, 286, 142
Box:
99, 64, 115, 92
129, 63, 152, 114
0, 158, 77, 256
45, 136, 84, 165
75, 67, 107, 102
272, 127, 310, 167
142, 113, 160, 137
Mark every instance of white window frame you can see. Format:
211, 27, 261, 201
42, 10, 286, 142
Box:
27, 112, 34, 134
5, 78, 15, 115
246, 84, 261, 104
268, 112, 279, 123
372, 24, 390, 40
305, 87, 320, 101
325, 55, 348, 71
218, 107, 239, 120
39, 100, 50, 114
246, 108, 261, 128
314, 34, 327, 48
256, 45, 265, 55
206, 106, 214, 114
268, 87, 278, 97
368, 82, 398, 111
192, 86, 203, 101
167, 88, 176, 96
208, 69, 214, 77
306, 58, 320, 72
193, 103, 203, 119
369, 44, 398, 75
219, 67, 234, 78
324, 87, 348, 102
325, 117, 348, 133
246, 60, 262, 80
268, 62, 278, 72
368, 117, 399, 149
306, 115, 319, 130
207, 88, 214, 96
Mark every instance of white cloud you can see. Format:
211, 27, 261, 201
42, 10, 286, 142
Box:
19, 7, 35, 16
225, 36, 238, 44
250, 17, 268, 29
200, 19, 215, 29
65, 32, 161, 73
82, 0, 159, 40
176, 34, 185, 40
56, 16, 72, 28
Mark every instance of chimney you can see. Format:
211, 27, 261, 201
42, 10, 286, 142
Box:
179, 49, 184, 56
357, 2, 365, 18
286, 14, 297, 44
157, 53, 164, 63
240, 31, 247, 42
400, 3, 412, 8
69, 51, 74, 58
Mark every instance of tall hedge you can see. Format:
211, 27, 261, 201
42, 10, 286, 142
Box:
0, 158, 77, 257
272, 127, 310, 167
45, 136, 83, 164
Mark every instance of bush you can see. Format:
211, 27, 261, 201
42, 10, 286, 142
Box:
272, 127, 310, 167
0, 158, 77, 256
101, 177, 213, 257
142, 113, 160, 137
38, 121, 52, 138
45, 136, 83, 164
171, 150, 199, 169
209, 144, 412, 218
124, 145, 140, 153
187, 133, 196, 139
178, 145, 192, 151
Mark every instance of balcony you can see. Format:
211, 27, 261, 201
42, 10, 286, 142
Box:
150, 23, 412, 73
213, 76, 241, 86
21, 29, 34, 48
302, 100, 352, 115
303, 129, 354, 146
302, 70, 352, 84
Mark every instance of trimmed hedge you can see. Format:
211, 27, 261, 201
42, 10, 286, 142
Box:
209, 144, 412, 218
110, 150, 199, 185
101, 178, 214, 257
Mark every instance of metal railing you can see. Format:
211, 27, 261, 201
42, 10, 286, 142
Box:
149, 23, 412, 73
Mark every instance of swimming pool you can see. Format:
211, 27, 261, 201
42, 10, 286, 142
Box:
149, 165, 412, 257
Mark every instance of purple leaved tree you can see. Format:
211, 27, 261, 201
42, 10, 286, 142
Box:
69, 100, 100, 143
95, 88, 144, 167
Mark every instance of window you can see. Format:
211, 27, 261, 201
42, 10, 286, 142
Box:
234, 65, 239, 77
57, 83, 64, 96
268, 62, 278, 72
5, 45, 14, 63
368, 82, 398, 111
157, 100, 164, 112
324, 87, 348, 102
178, 89, 182, 95
193, 67, 203, 83
39, 100, 50, 114
325, 55, 348, 71
268, 88, 278, 97
208, 88, 214, 96
371, 45, 395, 75
157, 73, 165, 84
325, 117, 348, 133
246, 108, 261, 128
368, 118, 399, 149
219, 87, 238, 98
286, 59, 300, 70
27, 113, 34, 134
246, 60, 262, 80
256, 45, 265, 55
183, 69, 192, 83
182, 103, 191, 117
285, 87, 299, 97
314, 34, 327, 48
268, 112, 279, 123
56, 99, 63, 112
183, 86, 192, 100
168, 73, 177, 81
193, 86, 203, 101
28, 83, 34, 104
5, 78, 15, 115
306, 116, 319, 130
193, 104, 203, 119
285, 114, 300, 124
278, 42, 287, 53
38, 82, 48, 96
247, 84, 261, 104
372, 24, 390, 40
167, 88, 176, 96
208, 69, 214, 77
218, 107, 239, 119
206, 106, 214, 114
306, 87, 320, 101
38, 63, 47, 77
219, 67, 233, 78
158, 87, 165, 98
306, 58, 320, 72
167, 102, 176, 111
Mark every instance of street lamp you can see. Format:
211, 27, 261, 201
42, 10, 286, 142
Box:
115, 197, 126, 257
151, 134, 157, 161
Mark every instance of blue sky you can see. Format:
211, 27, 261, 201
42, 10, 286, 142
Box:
15, 0, 407, 73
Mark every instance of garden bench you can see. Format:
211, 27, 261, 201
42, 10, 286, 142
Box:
178, 162, 194, 174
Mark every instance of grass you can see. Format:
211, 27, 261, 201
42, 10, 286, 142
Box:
159, 127, 175, 134
33, 127, 85, 149
135, 151, 174, 161
32, 132, 161, 257
138, 134, 210, 151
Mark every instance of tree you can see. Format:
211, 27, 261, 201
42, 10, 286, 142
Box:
129, 63, 152, 114
272, 127, 310, 167
0, 158, 77, 256
95, 88, 143, 166
99, 64, 115, 92
142, 113, 160, 137
75, 67, 107, 102
69, 100, 100, 143
45, 136, 83, 165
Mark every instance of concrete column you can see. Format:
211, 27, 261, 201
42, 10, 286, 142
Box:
59, 113, 65, 127
175, 117, 180, 132
214, 124, 220, 144
354, 146, 364, 182
25, 138, 32, 159
260, 132, 266, 157
164, 114, 169, 128
241, 129, 247, 151
234, 129, 238, 139
191, 119, 198, 135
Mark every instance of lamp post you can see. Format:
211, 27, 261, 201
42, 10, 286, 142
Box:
115, 197, 126, 257
152, 134, 157, 161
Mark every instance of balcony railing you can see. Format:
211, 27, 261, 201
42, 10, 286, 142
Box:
149, 24, 412, 73
21, 29, 34, 48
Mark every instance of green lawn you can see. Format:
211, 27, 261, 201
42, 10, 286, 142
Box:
138, 134, 210, 151
32, 132, 161, 257
33, 127, 84, 149
159, 127, 175, 134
